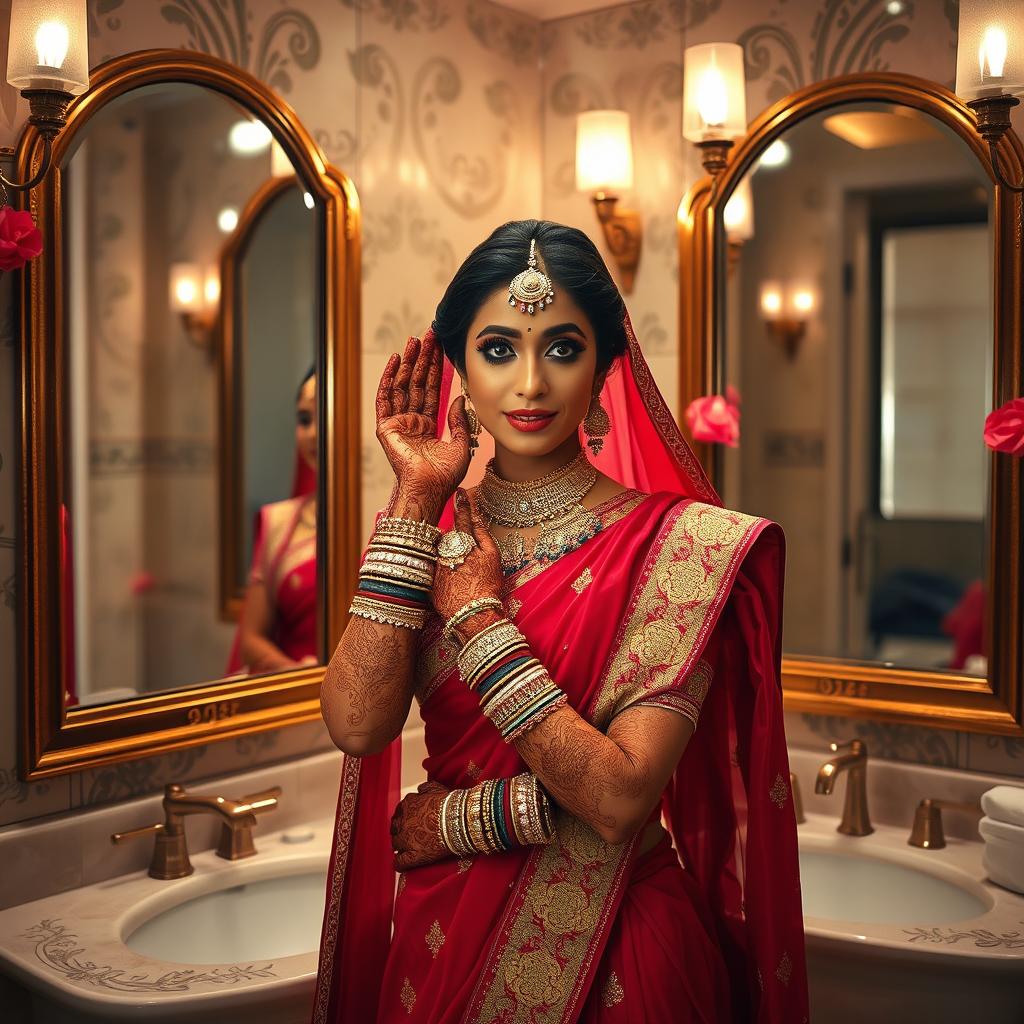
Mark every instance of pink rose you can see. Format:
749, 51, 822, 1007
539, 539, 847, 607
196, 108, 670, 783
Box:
685, 394, 741, 448
0, 205, 43, 272
984, 398, 1024, 457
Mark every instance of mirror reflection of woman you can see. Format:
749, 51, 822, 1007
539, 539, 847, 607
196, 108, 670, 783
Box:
229, 370, 318, 675
315, 222, 808, 1022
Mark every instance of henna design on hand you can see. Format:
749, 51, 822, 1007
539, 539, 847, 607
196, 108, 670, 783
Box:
391, 780, 450, 870
375, 336, 472, 522
432, 487, 504, 622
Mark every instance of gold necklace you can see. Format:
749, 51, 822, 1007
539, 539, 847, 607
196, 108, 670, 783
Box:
479, 451, 602, 570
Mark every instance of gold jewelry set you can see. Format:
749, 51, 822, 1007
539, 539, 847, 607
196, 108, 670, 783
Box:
437, 771, 554, 857
480, 450, 603, 573
461, 237, 611, 461
348, 515, 441, 630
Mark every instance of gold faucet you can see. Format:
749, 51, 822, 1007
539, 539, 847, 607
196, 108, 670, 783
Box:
815, 739, 873, 836
111, 783, 281, 879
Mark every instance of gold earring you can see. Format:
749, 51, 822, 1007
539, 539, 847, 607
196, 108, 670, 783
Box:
461, 379, 481, 457
584, 392, 610, 456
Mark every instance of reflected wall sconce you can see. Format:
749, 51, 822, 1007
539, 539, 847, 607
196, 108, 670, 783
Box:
759, 281, 817, 360
723, 176, 754, 274
575, 110, 641, 292
682, 42, 747, 178
3, 0, 89, 194
169, 262, 220, 354
955, 0, 1024, 192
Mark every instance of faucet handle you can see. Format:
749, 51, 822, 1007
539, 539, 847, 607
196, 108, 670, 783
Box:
216, 785, 283, 860
111, 822, 165, 845
908, 798, 983, 849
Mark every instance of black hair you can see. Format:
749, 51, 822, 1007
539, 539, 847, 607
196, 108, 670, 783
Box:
296, 364, 315, 402
431, 220, 627, 375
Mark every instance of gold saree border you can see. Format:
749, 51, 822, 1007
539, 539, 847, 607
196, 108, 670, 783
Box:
311, 753, 361, 1024
462, 500, 765, 1024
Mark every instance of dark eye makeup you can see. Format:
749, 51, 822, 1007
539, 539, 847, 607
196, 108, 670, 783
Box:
476, 336, 585, 364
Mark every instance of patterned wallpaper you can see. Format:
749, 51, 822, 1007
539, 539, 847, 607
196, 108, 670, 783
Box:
0, 0, 1020, 830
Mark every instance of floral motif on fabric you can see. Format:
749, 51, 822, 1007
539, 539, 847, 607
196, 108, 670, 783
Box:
769, 772, 789, 809
601, 970, 625, 1006
571, 567, 593, 594
466, 759, 482, 781
507, 597, 523, 618
426, 919, 446, 958
776, 951, 793, 986
397, 872, 407, 898
400, 976, 416, 1012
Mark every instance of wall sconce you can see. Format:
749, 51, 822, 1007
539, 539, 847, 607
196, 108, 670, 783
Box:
723, 176, 754, 273
3, 0, 89, 193
682, 42, 747, 177
575, 109, 641, 292
169, 262, 220, 353
955, 0, 1024, 192
760, 281, 817, 360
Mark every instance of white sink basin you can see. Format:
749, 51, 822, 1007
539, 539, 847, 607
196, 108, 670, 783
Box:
125, 870, 328, 964
799, 848, 991, 925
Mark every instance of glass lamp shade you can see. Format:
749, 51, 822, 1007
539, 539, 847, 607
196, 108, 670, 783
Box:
576, 110, 634, 192
955, 0, 1024, 99
683, 43, 747, 142
724, 177, 754, 242
7, 0, 89, 94
169, 263, 204, 314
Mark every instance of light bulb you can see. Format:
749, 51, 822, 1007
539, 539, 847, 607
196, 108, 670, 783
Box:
979, 25, 1008, 79
203, 270, 220, 307
175, 278, 198, 306
760, 285, 783, 317
696, 56, 728, 127
303, 192, 315, 210
217, 207, 239, 233
35, 20, 69, 69
791, 288, 816, 314
758, 139, 791, 168
229, 119, 272, 155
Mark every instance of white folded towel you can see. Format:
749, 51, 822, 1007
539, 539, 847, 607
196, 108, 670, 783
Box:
978, 815, 1024, 896
980, 785, 1024, 828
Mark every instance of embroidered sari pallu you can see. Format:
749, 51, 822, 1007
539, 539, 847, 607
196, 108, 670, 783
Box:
312, 490, 807, 1022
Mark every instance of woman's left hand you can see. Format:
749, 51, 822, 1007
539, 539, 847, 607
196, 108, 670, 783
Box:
391, 780, 451, 870
432, 487, 504, 621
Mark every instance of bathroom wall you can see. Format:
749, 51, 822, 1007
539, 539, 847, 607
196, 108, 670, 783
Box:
0, 0, 1021, 834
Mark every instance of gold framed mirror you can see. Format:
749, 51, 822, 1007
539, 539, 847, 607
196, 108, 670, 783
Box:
16, 50, 362, 779
679, 72, 1023, 736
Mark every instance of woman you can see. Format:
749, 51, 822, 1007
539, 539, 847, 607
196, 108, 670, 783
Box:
228, 368, 318, 675
315, 221, 808, 1022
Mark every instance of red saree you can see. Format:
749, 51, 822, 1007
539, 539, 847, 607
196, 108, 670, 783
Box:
312, 317, 809, 1023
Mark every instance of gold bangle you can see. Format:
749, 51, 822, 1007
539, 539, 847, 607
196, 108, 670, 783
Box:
443, 598, 505, 644
377, 516, 442, 547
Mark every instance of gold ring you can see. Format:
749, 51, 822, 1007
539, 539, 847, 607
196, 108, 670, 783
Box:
437, 529, 476, 569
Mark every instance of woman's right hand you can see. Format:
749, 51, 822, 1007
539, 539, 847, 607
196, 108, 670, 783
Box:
376, 336, 471, 521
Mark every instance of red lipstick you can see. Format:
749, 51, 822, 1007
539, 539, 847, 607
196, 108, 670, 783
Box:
505, 409, 556, 432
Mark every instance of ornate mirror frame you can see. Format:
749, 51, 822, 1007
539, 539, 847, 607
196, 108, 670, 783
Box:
16, 50, 362, 779
679, 72, 1023, 736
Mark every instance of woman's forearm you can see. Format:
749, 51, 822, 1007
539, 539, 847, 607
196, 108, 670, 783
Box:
239, 632, 294, 673
321, 491, 441, 757
451, 610, 671, 846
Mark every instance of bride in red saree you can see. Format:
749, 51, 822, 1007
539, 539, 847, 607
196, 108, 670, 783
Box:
314, 221, 808, 1022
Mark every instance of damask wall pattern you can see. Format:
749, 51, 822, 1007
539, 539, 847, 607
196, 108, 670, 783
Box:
0, 0, 1020, 831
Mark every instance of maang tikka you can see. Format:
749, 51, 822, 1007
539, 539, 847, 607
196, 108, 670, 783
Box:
508, 238, 555, 315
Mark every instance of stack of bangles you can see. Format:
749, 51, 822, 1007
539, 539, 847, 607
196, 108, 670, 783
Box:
348, 515, 441, 630
454, 615, 569, 742
437, 772, 555, 856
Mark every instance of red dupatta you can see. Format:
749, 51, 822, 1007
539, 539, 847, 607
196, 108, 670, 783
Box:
311, 315, 808, 1023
